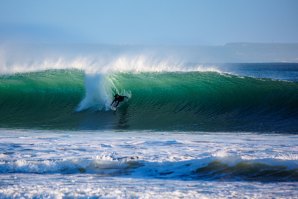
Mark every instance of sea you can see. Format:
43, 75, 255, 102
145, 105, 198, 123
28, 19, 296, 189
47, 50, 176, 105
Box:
0, 62, 298, 198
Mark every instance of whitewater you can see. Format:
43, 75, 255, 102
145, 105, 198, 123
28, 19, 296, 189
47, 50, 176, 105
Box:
0, 48, 298, 198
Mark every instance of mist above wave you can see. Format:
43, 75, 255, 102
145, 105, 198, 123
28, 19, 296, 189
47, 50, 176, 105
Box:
1, 42, 298, 74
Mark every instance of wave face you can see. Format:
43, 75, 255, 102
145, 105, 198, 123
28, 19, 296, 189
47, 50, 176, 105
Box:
0, 69, 298, 132
0, 70, 84, 129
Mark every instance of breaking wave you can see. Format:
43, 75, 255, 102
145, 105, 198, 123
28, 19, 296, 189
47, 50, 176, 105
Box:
1, 154, 297, 182
0, 69, 298, 132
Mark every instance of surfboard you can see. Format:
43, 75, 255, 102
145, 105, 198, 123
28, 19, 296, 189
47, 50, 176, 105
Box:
110, 105, 117, 111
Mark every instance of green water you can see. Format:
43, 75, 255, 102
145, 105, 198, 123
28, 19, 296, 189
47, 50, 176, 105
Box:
0, 69, 297, 132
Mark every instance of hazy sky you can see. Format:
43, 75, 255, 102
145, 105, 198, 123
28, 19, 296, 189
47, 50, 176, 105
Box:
0, 0, 297, 45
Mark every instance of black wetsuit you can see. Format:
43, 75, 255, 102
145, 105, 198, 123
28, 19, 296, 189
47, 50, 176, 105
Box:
111, 95, 127, 107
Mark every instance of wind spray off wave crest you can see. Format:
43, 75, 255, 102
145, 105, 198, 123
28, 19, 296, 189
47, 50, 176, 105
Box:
0, 43, 221, 74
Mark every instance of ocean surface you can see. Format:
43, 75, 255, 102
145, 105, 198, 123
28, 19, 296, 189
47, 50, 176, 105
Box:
0, 63, 298, 198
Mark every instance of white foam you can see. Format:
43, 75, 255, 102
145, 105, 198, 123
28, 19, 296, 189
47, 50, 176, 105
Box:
3, 176, 295, 199
0, 130, 297, 175
76, 73, 114, 111
1, 153, 297, 176
0, 130, 298, 198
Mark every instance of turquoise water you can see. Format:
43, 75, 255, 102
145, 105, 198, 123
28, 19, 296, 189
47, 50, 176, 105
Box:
0, 69, 298, 132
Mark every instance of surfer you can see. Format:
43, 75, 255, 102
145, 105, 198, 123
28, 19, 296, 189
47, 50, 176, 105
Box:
111, 94, 128, 108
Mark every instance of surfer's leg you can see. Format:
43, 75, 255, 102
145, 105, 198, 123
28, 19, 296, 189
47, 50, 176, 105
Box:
115, 101, 120, 107
111, 100, 116, 106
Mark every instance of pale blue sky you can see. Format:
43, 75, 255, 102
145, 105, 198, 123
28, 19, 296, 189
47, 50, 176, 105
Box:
0, 0, 297, 45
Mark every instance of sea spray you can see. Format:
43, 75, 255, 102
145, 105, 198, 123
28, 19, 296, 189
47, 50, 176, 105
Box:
76, 73, 113, 111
